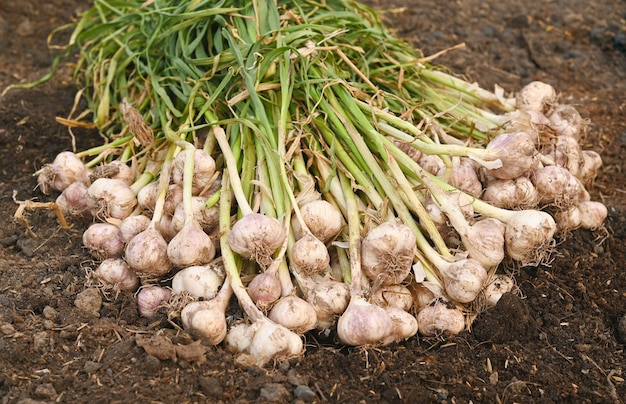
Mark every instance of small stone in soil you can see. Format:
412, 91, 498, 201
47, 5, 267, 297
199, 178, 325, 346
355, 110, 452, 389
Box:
259, 383, 290, 402
293, 385, 316, 402
198, 376, 223, 397
34, 383, 57, 399
74, 288, 102, 316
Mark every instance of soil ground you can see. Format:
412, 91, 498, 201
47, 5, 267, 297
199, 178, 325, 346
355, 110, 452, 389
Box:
1, 0, 625, 403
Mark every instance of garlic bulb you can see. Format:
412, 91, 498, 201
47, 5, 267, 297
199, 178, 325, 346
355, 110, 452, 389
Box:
37, 151, 90, 195
290, 233, 330, 275
384, 307, 418, 343
533, 165, 586, 206
447, 157, 483, 198
515, 81, 557, 114
361, 222, 416, 286
171, 196, 219, 233
87, 178, 137, 221
268, 295, 318, 334
416, 298, 465, 336
247, 272, 282, 311
82, 223, 125, 260
369, 284, 414, 312
55, 181, 92, 219
171, 149, 216, 195
247, 318, 303, 367
548, 104, 586, 140
90, 161, 135, 186
125, 223, 172, 278
482, 177, 539, 209
482, 274, 515, 308
93, 258, 139, 291
504, 210, 556, 265
167, 220, 216, 267
137, 181, 159, 211
578, 150, 603, 184
440, 258, 488, 304
299, 200, 343, 243
578, 201, 607, 230
137, 286, 171, 318
228, 213, 286, 268
118, 214, 151, 244
163, 184, 184, 216
337, 295, 395, 346
486, 132, 537, 180
181, 300, 227, 345
293, 271, 350, 330
225, 321, 255, 354
171, 264, 224, 300
553, 205, 582, 233
418, 153, 445, 176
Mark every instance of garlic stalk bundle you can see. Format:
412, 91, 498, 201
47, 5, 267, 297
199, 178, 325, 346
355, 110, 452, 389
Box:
82, 223, 125, 260
118, 214, 151, 244
93, 258, 140, 292
577, 201, 607, 230
369, 284, 414, 312
482, 274, 515, 308
171, 264, 225, 300
137, 285, 171, 318
228, 213, 286, 268
87, 178, 137, 220
55, 181, 92, 219
290, 233, 331, 275
360, 221, 416, 286
515, 81, 557, 114
268, 294, 318, 334
181, 278, 231, 345
125, 223, 172, 278
167, 220, 216, 267
90, 160, 135, 186
37, 151, 90, 195
416, 298, 466, 336
482, 176, 539, 209
548, 104, 586, 140
337, 295, 395, 346
171, 149, 216, 195
486, 131, 538, 180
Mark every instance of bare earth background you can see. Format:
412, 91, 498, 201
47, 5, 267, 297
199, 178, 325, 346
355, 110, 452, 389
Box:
1, 0, 625, 402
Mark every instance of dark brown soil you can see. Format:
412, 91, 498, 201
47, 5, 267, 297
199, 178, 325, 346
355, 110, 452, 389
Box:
1, 1, 625, 403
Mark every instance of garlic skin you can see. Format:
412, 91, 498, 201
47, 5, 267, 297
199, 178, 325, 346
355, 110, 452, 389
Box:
548, 104, 586, 140
482, 274, 516, 308
418, 154, 445, 176
299, 200, 344, 243
171, 149, 216, 195
163, 184, 184, 216
125, 224, 172, 278
37, 151, 90, 195
578, 201, 607, 230
228, 213, 286, 268
171, 264, 224, 300
225, 322, 255, 354
290, 233, 330, 275
56, 181, 92, 219
416, 299, 466, 336
369, 284, 414, 312
90, 161, 135, 186
137, 286, 171, 318
447, 157, 483, 198
82, 223, 125, 260
486, 132, 537, 180
337, 296, 395, 346
172, 196, 219, 233
247, 319, 304, 367
268, 295, 318, 334
515, 81, 557, 114
137, 182, 159, 211
464, 218, 506, 269
167, 220, 216, 268
504, 210, 557, 265
578, 150, 603, 184
482, 177, 539, 209
247, 272, 282, 311
87, 178, 138, 221
293, 272, 350, 330
533, 165, 586, 206
383, 307, 418, 344
93, 258, 139, 291
553, 205, 582, 233
361, 222, 416, 286
118, 214, 151, 244
181, 300, 227, 345
440, 258, 488, 304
